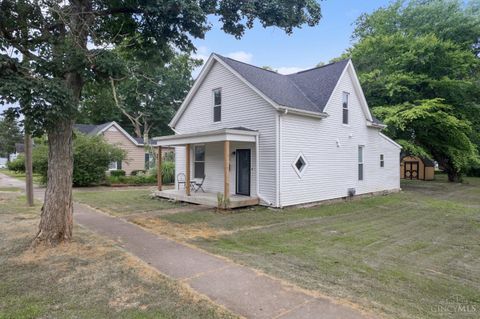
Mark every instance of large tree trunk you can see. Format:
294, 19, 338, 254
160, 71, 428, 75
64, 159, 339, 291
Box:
438, 157, 463, 183
33, 119, 75, 246
447, 170, 462, 183
31, 1, 90, 246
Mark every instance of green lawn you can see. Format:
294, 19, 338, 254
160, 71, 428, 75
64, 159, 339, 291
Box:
0, 190, 236, 319
140, 174, 480, 319
73, 189, 184, 216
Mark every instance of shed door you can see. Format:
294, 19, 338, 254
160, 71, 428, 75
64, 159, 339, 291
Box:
404, 161, 419, 180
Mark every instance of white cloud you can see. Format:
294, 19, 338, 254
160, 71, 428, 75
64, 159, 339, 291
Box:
276, 66, 306, 75
193, 45, 210, 64
226, 51, 253, 63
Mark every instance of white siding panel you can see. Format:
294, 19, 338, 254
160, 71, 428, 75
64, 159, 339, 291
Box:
280, 67, 400, 206
175, 146, 186, 190
174, 61, 276, 204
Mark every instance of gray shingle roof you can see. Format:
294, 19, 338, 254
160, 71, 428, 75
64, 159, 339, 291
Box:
74, 122, 113, 135
216, 54, 349, 113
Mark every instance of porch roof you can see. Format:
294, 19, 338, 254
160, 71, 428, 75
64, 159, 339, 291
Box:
152, 127, 258, 146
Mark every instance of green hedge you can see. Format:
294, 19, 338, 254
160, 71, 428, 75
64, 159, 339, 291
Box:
107, 162, 175, 185
7, 134, 125, 186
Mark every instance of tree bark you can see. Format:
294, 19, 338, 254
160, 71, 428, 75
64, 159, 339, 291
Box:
33, 119, 75, 246
447, 170, 462, 183
437, 157, 463, 183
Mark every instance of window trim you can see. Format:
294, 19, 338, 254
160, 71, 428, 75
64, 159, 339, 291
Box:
292, 152, 309, 178
358, 145, 364, 181
380, 154, 384, 168
213, 88, 222, 123
108, 160, 122, 171
342, 92, 349, 125
193, 144, 205, 179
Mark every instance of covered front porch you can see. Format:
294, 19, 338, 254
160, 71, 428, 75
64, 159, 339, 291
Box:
153, 128, 260, 209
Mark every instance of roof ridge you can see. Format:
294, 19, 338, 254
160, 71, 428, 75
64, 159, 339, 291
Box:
215, 54, 282, 75
290, 59, 350, 75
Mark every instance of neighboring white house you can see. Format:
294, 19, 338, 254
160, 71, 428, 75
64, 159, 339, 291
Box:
153, 53, 401, 208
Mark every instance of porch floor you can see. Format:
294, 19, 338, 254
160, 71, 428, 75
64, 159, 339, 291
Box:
154, 189, 259, 209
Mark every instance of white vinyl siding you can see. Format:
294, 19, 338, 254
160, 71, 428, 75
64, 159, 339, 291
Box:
174, 61, 276, 204
279, 66, 400, 206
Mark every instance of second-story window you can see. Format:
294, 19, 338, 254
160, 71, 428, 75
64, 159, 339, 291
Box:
213, 88, 222, 122
342, 92, 349, 124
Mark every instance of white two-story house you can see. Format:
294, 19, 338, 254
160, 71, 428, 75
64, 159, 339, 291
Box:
153, 53, 401, 208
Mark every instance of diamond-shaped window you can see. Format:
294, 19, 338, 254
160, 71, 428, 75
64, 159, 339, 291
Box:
292, 153, 308, 178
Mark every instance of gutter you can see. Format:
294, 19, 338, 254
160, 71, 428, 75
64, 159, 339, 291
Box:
277, 106, 329, 119
366, 121, 387, 129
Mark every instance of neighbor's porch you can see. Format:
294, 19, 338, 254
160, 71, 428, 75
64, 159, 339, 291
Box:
152, 128, 260, 208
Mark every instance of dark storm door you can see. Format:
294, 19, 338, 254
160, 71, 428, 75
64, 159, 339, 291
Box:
405, 161, 419, 180
236, 149, 251, 196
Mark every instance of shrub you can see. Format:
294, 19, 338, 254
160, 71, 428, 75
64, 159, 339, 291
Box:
110, 169, 126, 177
6, 144, 49, 183
131, 169, 146, 176
6, 155, 25, 172
149, 161, 175, 184
20, 133, 125, 186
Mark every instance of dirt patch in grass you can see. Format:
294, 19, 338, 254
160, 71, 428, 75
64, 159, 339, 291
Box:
131, 216, 228, 240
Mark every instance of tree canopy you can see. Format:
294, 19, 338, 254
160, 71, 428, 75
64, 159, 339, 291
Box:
342, 0, 480, 180
80, 51, 201, 138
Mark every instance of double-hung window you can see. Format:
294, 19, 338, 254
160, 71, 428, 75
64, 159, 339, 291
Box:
213, 88, 222, 122
380, 154, 384, 168
342, 92, 349, 124
358, 146, 364, 181
194, 145, 205, 178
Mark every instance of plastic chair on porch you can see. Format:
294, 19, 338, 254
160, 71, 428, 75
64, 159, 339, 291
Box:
177, 173, 186, 190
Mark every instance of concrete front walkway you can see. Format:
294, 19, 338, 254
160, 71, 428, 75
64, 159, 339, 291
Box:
0, 173, 373, 319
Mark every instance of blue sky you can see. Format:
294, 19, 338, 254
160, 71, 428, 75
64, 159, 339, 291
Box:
192, 0, 390, 74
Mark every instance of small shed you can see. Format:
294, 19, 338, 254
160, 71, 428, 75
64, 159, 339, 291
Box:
400, 156, 435, 180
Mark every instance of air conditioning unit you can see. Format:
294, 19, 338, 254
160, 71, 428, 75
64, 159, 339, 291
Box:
347, 188, 356, 197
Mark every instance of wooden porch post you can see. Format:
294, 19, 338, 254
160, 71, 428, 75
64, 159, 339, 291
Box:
185, 144, 191, 196
157, 146, 162, 191
224, 140, 230, 202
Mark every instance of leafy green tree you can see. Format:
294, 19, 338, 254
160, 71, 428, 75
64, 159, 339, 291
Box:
0, 0, 322, 245
342, 0, 480, 181
81, 52, 201, 138
0, 116, 22, 161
